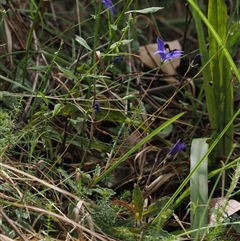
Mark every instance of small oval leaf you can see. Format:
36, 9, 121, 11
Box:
75, 35, 91, 51
125, 7, 164, 14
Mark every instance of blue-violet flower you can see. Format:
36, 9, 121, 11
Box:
102, 0, 115, 15
168, 139, 186, 156
154, 37, 184, 62
92, 103, 101, 113
191, 54, 203, 66
112, 56, 124, 65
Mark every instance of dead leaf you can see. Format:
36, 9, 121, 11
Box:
209, 197, 240, 225
139, 40, 182, 83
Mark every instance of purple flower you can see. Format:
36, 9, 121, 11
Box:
168, 139, 186, 156
102, 0, 115, 15
112, 56, 124, 65
92, 103, 101, 113
154, 37, 184, 62
191, 54, 203, 66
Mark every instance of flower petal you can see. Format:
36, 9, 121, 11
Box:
112, 56, 124, 65
156, 37, 165, 52
153, 50, 166, 61
92, 103, 101, 113
192, 54, 203, 65
168, 139, 186, 156
163, 51, 183, 62
169, 50, 184, 58
102, 0, 115, 14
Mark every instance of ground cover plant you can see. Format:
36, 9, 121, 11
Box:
1, 0, 240, 240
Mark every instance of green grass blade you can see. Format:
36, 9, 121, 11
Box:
207, 0, 233, 158
188, 0, 234, 163
188, 0, 240, 82
90, 112, 185, 186
190, 138, 209, 239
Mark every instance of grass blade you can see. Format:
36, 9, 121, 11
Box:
190, 138, 209, 239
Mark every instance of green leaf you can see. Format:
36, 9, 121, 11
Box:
149, 208, 173, 230
75, 35, 91, 51
37, 91, 49, 106
207, 0, 233, 158
125, 7, 164, 14
52, 103, 63, 117
132, 186, 144, 222
26, 65, 48, 71
55, 62, 78, 80
94, 164, 101, 177
143, 197, 170, 217
87, 74, 110, 79
110, 39, 133, 49
110, 24, 117, 31
121, 39, 133, 45
159, 124, 173, 138
76, 63, 90, 73
227, 22, 240, 48
190, 138, 209, 240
